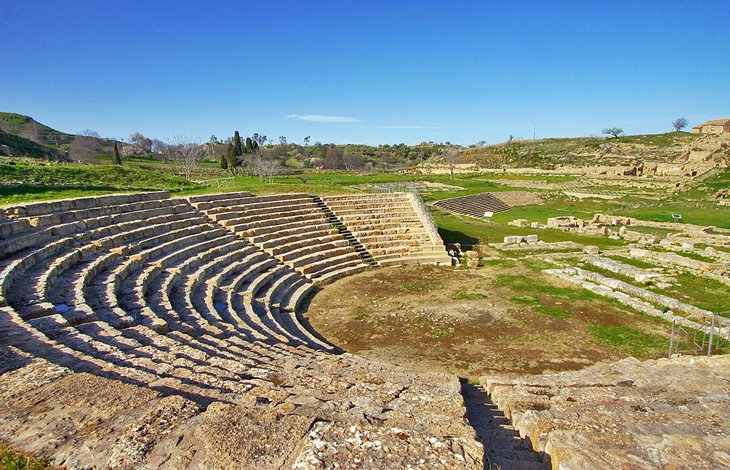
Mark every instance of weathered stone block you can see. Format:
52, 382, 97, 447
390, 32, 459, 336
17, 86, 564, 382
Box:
583, 245, 600, 255
503, 236, 524, 245
508, 219, 530, 228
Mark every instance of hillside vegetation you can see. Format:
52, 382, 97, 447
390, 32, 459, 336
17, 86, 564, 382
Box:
451, 132, 702, 169
0, 163, 201, 204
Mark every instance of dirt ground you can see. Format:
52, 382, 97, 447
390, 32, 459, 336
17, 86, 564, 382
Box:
304, 263, 673, 379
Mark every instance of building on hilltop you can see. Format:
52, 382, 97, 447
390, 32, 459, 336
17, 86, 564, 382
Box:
691, 118, 730, 135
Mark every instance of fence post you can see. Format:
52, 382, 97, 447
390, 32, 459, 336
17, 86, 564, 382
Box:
707, 314, 716, 357
668, 321, 675, 359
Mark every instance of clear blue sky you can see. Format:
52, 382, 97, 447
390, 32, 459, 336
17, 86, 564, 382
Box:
1, 0, 728, 145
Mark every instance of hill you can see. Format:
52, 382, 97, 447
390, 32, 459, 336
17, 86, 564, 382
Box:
0, 128, 57, 158
0, 112, 76, 147
430, 132, 730, 170
0, 112, 115, 161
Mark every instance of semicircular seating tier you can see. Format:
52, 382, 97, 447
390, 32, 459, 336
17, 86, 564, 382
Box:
433, 192, 511, 218
322, 193, 452, 266
0, 191, 480, 469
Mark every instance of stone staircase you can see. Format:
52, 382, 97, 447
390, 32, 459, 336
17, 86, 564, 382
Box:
310, 194, 378, 268
434, 192, 511, 218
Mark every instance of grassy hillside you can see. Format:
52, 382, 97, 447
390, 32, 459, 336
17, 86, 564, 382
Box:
0, 163, 201, 204
0, 112, 118, 162
450, 132, 701, 169
0, 129, 56, 158
0, 112, 75, 147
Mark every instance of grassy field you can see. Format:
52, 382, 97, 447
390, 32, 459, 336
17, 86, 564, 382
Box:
3, 162, 727, 249
432, 207, 628, 250
0, 163, 200, 205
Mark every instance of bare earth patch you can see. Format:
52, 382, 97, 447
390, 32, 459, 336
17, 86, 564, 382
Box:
304, 264, 673, 378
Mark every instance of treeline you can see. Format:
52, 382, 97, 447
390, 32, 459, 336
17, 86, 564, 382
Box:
64, 127, 454, 172
205, 135, 447, 171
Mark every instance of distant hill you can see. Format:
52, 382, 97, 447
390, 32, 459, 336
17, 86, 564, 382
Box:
0, 112, 114, 161
0, 112, 76, 147
0, 128, 56, 158
429, 132, 725, 170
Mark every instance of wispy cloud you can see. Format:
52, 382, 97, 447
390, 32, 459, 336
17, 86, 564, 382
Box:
286, 114, 359, 123
374, 125, 441, 130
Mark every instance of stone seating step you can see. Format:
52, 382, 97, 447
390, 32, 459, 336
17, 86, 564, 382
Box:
185, 191, 252, 205
2, 191, 171, 218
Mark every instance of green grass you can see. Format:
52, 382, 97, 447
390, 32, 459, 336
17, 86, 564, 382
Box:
656, 273, 730, 315
449, 290, 487, 301
651, 247, 717, 263
432, 206, 628, 250
0, 163, 201, 205
495, 273, 589, 301
429, 327, 455, 338
0, 444, 54, 470
606, 255, 659, 270
402, 279, 442, 292
588, 325, 666, 357
627, 225, 680, 237
0, 130, 52, 158
534, 304, 572, 319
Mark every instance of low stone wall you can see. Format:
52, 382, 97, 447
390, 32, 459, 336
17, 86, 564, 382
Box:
630, 248, 727, 273
545, 269, 719, 332
549, 267, 727, 328
586, 256, 666, 284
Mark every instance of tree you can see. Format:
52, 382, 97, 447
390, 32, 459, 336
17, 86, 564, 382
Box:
225, 142, 237, 174
342, 153, 364, 171
80, 129, 101, 138
252, 133, 267, 146
443, 148, 459, 179
303, 136, 311, 146
250, 154, 280, 183
113, 142, 122, 165
279, 136, 287, 145
602, 127, 623, 138
69, 136, 101, 163
233, 131, 243, 157
672, 117, 689, 132
324, 146, 344, 169
168, 136, 205, 180
129, 132, 152, 153
245, 137, 254, 154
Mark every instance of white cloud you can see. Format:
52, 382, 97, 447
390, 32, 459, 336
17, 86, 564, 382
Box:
374, 125, 441, 130
286, 114, 358, 123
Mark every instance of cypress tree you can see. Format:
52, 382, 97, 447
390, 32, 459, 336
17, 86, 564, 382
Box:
245, 137, 254, 154
226, 142, 237, 173
219, 154, 228, 170
252, 140, 259, 153
233, 131, 243, 156
113, 142, 122, 165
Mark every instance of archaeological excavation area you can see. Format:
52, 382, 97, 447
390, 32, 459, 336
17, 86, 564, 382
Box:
1, 190, 729, 469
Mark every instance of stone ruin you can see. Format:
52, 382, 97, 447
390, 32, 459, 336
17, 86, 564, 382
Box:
0, 192, 729, 468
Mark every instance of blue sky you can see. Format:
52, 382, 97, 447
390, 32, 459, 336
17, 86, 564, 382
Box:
1, 0, 728, 145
